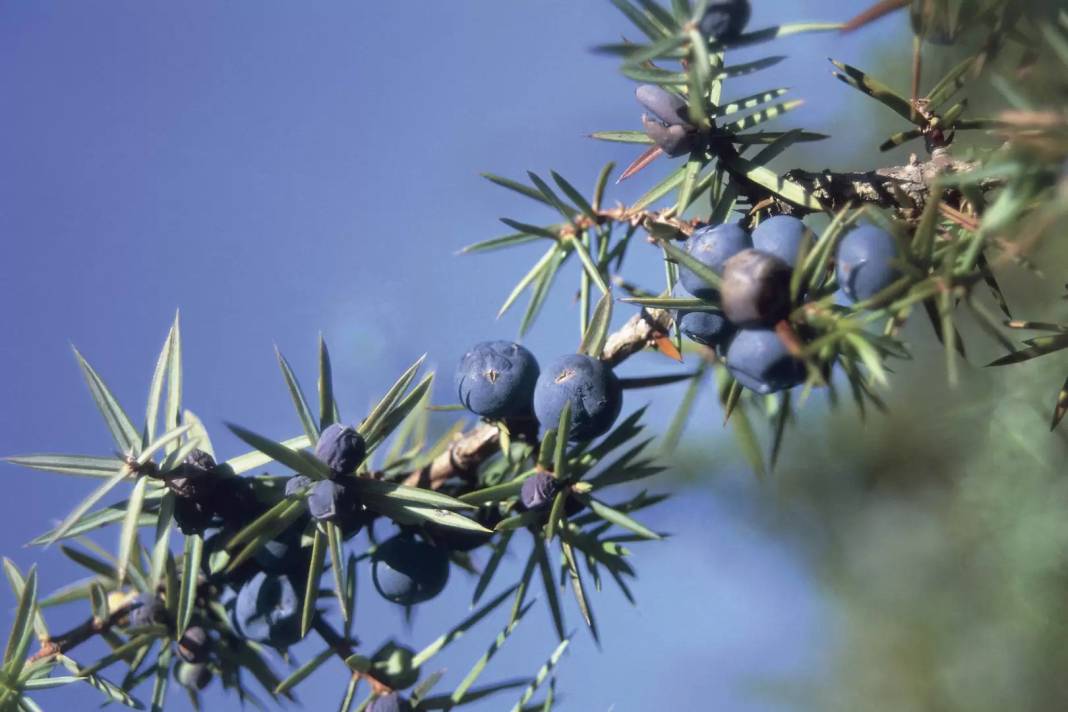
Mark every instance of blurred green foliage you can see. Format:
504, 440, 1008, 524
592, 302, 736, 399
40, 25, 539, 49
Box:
668, 227, 1068, 710
671, 5, 1068, 708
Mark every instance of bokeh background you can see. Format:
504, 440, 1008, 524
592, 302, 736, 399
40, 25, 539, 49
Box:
3, 1, 1067, 710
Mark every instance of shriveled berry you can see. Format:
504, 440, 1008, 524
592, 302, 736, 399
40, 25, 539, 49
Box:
641, 117, 696, 157
635, 84, 692, 128
233, 572, 301, 649
520, 471, 559, 511
284, 474, 312, 497
307, 479, 367, 536
372, 535, 450, 606
174, 495, 215, 536
455, 341, 540, 419
835, 225, 901, 303
308, 479, 342, 521
699, 0, 751, 41
314, 423, 366, 476
166, 448, 219, 505
176, 662, 212, 691
533, 354, 623, 442
679, 223, 752, 300
751, 215, 813, 267
635, 85, 697, 157
720, 248, 792, 327
726, 328, 806, 395
177, 626, 210, 664
518, 472, 584, 520
184, 449, 216, 473
206, 475, 261, 524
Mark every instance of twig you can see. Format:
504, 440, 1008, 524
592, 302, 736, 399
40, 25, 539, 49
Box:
782, 150, 997, 214
29, 600, 136, 663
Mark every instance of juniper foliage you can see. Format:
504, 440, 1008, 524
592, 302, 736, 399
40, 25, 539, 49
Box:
3, 1, 1067, 710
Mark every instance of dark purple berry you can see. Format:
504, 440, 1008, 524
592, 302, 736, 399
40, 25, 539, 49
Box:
253, 530, 307, 576
314, 423, 366, 476
635, 84, 692, 128
185, 449, 216, 472
641, 118, 696, 157
307, 479, 367, 536
174, 495, 215, 536
308, 479, 342, 521
206, 475, 261, 524
679, 223, 752, 300
678, 309, 735, 348
520, 471, 559, 511
284, 474, 312, 497
165, 448, 219, 501
699, 0, 751, 41
720, 248, 792, 327
635, 85, 697, 157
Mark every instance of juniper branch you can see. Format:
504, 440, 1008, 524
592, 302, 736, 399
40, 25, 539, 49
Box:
780, 149, 999, 214
402, 307, 673, 491
28, 599, 137, 663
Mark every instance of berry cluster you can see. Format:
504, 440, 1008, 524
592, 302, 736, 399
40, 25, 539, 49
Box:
455, 342, 623, 443
36, 323, 646, 711
8, 0, 1049, 708
132, 424, 442, 708
143, 381, 610, 709
127, 594, 214, 691
164, 449, 260, 536
454, 344, 620, 517
673, 217, 900, 394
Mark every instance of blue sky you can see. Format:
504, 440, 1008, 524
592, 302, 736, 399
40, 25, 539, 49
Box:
0, 1, 905, 709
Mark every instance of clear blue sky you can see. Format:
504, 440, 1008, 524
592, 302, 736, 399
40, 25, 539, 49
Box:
0, 1, 901, 709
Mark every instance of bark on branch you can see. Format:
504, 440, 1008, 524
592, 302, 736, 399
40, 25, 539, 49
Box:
28, 599, 136, 663
602, 308, 673, 367
783, 149, 995, 214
